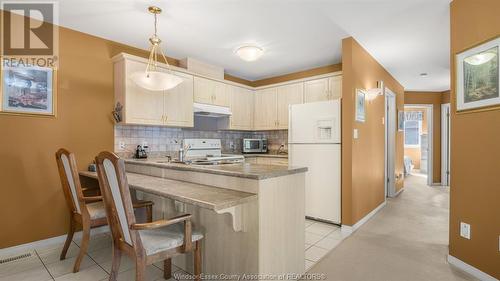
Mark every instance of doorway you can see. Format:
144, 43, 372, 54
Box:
441, 103, 451, 186
385, 88, 396, 197
403, 105, 433, 186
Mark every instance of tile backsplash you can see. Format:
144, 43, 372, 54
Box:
115, 125, 288, 158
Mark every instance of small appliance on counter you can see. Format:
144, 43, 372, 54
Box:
242, 138, 268, 153
135, 145, 148, 159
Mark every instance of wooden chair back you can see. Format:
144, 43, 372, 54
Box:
95, 151, 141, 250
55, 148, 84, 214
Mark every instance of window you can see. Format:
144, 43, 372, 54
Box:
404, 120, 422, 147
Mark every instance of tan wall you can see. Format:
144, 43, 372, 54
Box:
450, 0, 500, 278
404, 92, 444, 182
341, 37, 405, 226
403, 107, 428, 170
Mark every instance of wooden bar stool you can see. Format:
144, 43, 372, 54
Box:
55, 148, 153, 273
95, 151, 203, 281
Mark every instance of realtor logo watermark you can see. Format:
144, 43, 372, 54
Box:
1, 1, 59, 67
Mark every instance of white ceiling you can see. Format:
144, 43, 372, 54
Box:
57, 0, 451, 91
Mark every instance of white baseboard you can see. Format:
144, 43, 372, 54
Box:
393, 188, 404, 197
341, 201, 387, 236
447, 255, 499, 281
0, 226, 109, 258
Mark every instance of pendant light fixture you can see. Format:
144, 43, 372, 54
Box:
130, 6, 182, 91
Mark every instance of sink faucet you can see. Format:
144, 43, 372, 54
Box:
179, 144, 192, 162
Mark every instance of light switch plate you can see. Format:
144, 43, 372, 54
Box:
460, 222, 471, 239
353, 129, 359, 139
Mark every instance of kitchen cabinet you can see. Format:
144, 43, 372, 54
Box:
304, 75, 342, 103
276, 83, 304, 129
329, 75, 342, 99
245, 157, 258, 164
194, 76, 229, 106
163, 72, 194, 127
254, 82, 304, 130
227, 85, 254, 130
114, 57, 194, 127
254, 88, 278, 130
253, 157, 289, 166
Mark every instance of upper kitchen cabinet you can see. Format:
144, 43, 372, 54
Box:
276, 83, 304, 129
113, 54, 194, 127
193, 76, 229, 107
227, 85, 254, 130
304, 75, 342, 103
163, 72, 194, 127
254, 88, 278, 130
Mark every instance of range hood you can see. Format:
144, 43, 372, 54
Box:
193, 102, 232, 118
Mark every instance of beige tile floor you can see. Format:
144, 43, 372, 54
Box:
1, 219, 344, 281
0, 233, 190, 281
304, 220, 344, 272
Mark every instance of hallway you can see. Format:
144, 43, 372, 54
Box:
307, 175, 475, 281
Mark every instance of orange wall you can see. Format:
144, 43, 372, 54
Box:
341, 37, 405, 226
404, 91, 446, 182
449, 0, 500, 278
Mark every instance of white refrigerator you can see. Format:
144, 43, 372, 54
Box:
288, 100, 341, 224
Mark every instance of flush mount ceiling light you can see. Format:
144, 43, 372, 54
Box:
235, 45, 264, 62
130, 6, 182, 91
464, 52, 496, 66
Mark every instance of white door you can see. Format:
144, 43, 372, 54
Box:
441, 103, 451, 186
385, 91, 396, 197
289, 144, 341, 223
289, 100, 341, 144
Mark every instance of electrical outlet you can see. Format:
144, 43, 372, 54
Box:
119, 141, 126, 150
460, 222, 471, 239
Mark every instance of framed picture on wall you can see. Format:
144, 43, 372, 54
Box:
398, 110, 405, 131
456, 36, 500, 113
0, 66, 57, 117
355, 89, 366, 122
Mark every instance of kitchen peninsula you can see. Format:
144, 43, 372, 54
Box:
80, 158, 307, 278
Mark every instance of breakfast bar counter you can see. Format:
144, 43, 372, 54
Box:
79, 171, 257, 211
81, 158, 307, 280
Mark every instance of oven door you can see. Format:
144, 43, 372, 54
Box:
243, 140, 263, 153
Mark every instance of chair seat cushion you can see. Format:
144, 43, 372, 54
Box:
86, 201, 107, 220
139, 224, 203, 255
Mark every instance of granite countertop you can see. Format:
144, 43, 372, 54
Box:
79, 171, 257, 211
124, 158, 306, 180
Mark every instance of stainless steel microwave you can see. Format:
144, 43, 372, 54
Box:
242, 139, 268, 153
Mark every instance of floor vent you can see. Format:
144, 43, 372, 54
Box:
0, 252, 33, 264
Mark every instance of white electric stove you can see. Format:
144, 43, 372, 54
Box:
183, 139, 244, 165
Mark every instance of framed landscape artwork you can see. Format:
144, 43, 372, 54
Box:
355, 89, 366, 122
456, 36, 500, 112
0, 66, 57, 117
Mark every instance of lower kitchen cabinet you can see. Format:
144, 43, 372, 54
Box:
246, 157, 288, 166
